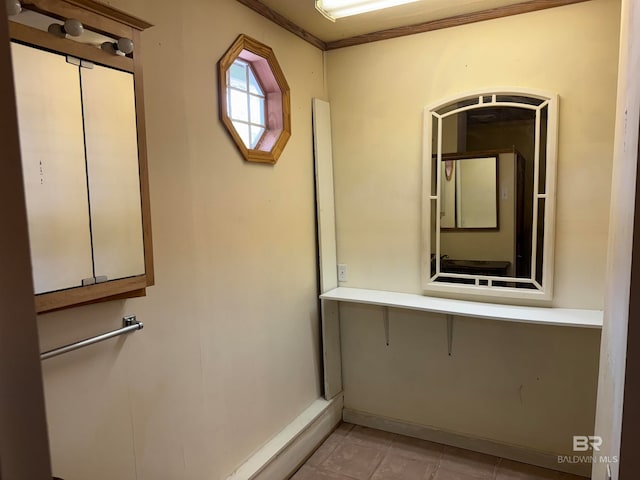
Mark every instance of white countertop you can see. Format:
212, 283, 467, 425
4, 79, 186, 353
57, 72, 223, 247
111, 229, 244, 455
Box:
320, 287, 603, 329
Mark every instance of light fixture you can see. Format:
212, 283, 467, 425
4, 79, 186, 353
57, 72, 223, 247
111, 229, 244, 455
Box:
101, 38, 134, 56
5, 0, 21, 16
315, 0, 420, 21
47, 18, 84, 37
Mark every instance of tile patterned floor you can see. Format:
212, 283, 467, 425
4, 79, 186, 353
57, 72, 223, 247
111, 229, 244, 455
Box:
291, 423, 588, 480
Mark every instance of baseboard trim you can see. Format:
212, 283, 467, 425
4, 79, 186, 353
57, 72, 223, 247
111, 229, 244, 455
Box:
343, 408, 590, 478
226, 395, 344, 480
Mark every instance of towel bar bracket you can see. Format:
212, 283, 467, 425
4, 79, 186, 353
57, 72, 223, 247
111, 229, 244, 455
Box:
124, 315, 140, 328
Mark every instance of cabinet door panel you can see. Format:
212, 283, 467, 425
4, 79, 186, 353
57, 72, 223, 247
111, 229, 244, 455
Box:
11, 42, 93, 294
81, 64, 145, 281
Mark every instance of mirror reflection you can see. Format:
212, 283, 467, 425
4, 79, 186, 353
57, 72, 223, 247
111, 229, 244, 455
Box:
440, 154, 498, 229
437, 149, 524, 281
425, 92, 556, 296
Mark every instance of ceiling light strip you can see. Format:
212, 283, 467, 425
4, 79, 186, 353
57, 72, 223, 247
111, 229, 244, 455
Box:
316, 0, 421, 21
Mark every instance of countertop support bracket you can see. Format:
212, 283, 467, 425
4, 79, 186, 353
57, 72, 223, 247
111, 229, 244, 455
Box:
383, 307, 390, 346
447, 314, 454, 356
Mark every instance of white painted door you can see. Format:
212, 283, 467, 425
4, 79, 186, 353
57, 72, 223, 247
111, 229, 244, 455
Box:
81, 64, 145, 282
11, 42, 94, 294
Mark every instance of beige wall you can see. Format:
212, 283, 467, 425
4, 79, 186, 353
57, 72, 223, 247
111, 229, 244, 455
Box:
328, 0, 618, 308
328, 0, 619, 459
340, 304, 601, 455
35, 1, 326, 479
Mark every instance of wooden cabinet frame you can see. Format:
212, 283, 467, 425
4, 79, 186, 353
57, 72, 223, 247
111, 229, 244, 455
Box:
9, 0, 154, 314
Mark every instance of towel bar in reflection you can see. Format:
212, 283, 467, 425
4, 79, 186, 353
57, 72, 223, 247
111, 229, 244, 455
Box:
40, 315, 143, 361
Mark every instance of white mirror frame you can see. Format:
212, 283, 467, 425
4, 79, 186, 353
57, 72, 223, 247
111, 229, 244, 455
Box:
421, 88, 559, 301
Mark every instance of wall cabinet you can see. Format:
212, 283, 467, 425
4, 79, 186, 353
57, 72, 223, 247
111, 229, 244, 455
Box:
9, 0, 153, 313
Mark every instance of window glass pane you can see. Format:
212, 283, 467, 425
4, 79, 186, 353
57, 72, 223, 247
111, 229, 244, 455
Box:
232, 121, 250, 148
430, 199, 437, 277
538, 106, 548, 195
229, 89, 249, 122
229, 61, 246, 90
496, 95, 544, 106
250, 95, 265, 126
436, 97, 479, 115
535, 198, 545, 286
435, 275, 475, 285
248, 66, 263, 95
250, 126, 264, 148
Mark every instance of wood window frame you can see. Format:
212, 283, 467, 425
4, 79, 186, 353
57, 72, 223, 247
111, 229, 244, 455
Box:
218, 34, 291, 165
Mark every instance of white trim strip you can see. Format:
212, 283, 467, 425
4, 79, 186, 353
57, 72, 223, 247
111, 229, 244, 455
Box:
225, 396, 343, 480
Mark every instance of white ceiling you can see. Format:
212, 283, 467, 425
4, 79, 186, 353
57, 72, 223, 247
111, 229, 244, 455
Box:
257, 0, 534, 43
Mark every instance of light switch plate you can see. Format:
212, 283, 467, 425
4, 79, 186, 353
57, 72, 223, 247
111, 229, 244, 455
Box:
338, 264, 347, 282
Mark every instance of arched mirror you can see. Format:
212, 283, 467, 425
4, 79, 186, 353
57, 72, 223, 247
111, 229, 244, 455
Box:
422, 90, 558, 301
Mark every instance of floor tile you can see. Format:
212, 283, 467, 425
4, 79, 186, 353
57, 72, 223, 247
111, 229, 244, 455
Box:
389, 435, 444, 463
306, 435, 343, 467
332, 422, 355, 439
496, 459, 560, 479
432, 466, 493, 480
297, 424, 579, 480
345, 425, 396, 449
371, 451, 437, 480
291, 465, 357, 480
558, 473, 589, 480
440, 446, 499, 479
322, 441, 384, 480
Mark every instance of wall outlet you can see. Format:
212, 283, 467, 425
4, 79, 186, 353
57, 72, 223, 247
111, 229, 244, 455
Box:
338, 264, 347, 282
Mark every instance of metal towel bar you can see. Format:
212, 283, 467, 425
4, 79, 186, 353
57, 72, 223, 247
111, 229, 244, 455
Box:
40, 315, 143, 361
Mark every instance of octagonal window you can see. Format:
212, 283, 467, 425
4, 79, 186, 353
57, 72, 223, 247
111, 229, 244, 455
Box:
219, 35, 291, 164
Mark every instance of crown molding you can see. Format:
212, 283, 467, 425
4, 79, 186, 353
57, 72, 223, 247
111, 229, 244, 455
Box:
235, 0, 327, 50
237, 0, 592, 51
